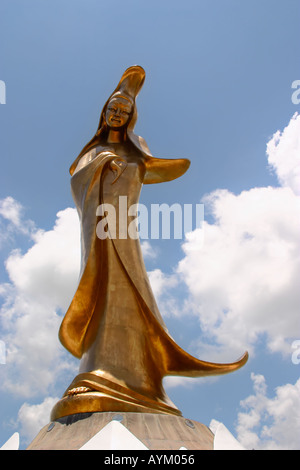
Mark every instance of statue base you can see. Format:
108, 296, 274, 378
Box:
27, 411, 214, 450
51, 391, 182, 421
50, 372, 182, 421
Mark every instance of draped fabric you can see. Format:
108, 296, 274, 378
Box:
59, 147, 248, 397
54, 65, 247, 419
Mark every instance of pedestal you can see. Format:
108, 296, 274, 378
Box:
27, 412, 214, 450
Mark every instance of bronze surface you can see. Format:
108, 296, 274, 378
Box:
52, 66, 248, 420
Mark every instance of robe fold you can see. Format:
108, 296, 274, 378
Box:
57, 146, 247, 413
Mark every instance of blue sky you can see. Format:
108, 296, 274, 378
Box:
0, 0, 299, 449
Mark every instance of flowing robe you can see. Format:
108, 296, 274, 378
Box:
54, 144, 248, 418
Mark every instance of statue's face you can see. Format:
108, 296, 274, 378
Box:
105, 96, 133, 129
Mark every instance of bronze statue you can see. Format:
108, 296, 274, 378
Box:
51, 66, 248, 420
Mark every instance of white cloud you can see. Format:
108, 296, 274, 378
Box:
172, 113, 300, 360
0, 197, 36, 247
267, 112, 300, 195
163, 375, 213, 390
5, 207, 80, 311
148, 268, 178, 300
141, 240, 158, 259
148, 268, 184, 320
0, 206, 80, 398
17, 396, 59, 445
0, 197, 24, 228
235, 373, 300, 450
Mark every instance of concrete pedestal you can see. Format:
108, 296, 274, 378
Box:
27, 412, 214, 450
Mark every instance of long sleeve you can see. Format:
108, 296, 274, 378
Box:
143, 156, 190, 184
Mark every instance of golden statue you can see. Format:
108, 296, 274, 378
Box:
51, 66, 248, 421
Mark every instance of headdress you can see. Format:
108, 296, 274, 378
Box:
70, 66, 147, 175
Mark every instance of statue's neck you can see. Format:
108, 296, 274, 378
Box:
107, 129, 127, 144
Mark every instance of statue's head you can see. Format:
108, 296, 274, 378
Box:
104, 93, 134, 130
97, 66, 145, 137
70, 66, 146, 175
